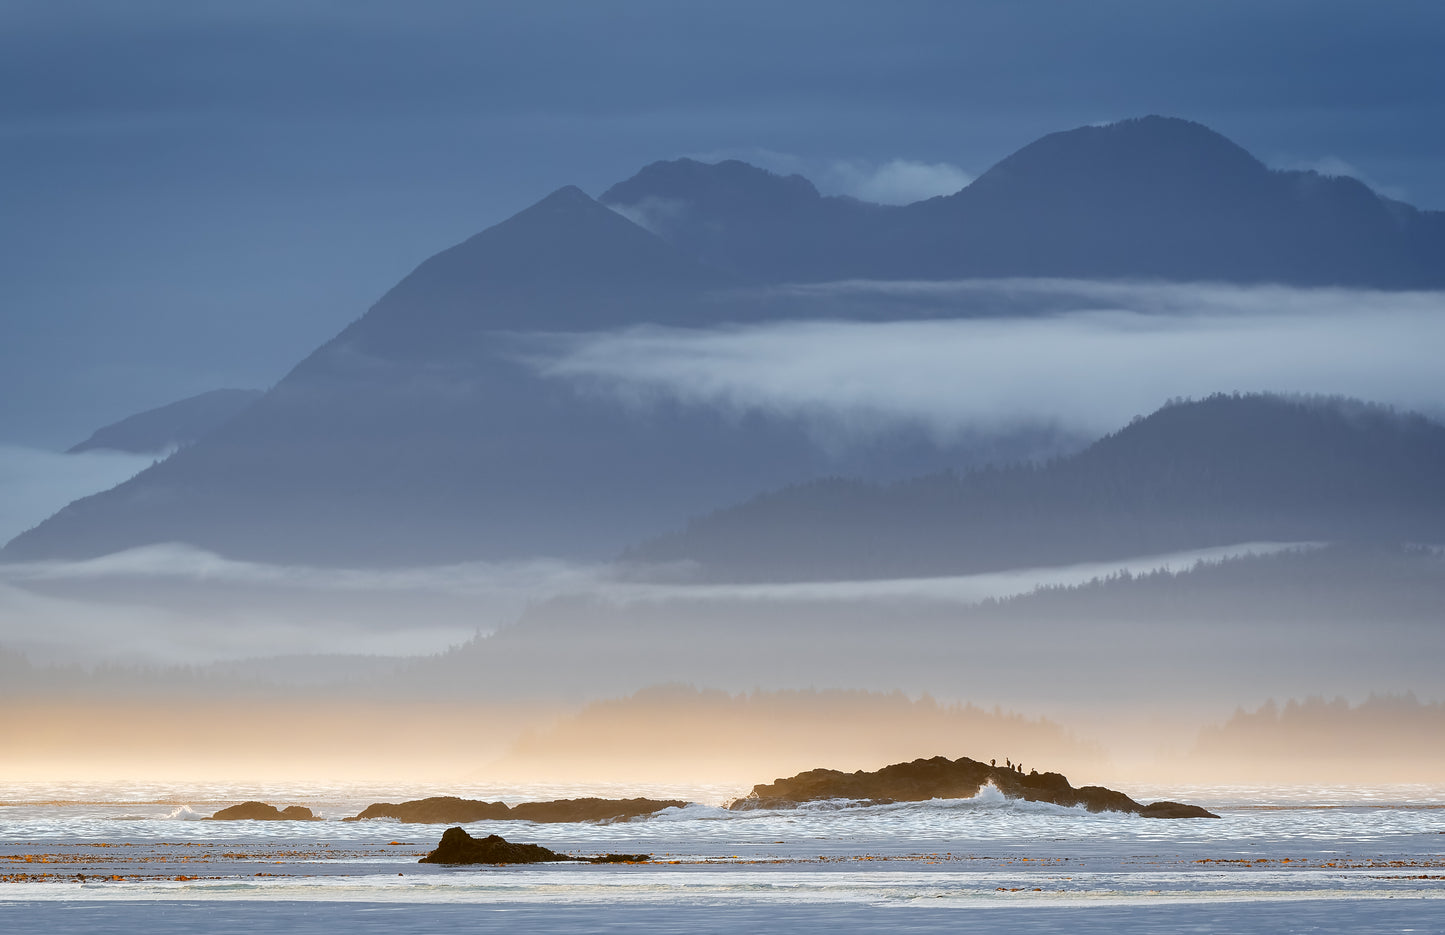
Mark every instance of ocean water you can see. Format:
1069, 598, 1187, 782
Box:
2, 781, 1442, 933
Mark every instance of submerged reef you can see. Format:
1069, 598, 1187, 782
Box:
349, 796, 687, 824
729, 755, 1219, 818
209, 802, 318, 821
420, 827, 648, 865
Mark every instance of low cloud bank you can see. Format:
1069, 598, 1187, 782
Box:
824, 158, 972, 204
3, 541, 605, 595
0, 544, 611, 665
0, 541, 1306, 666
530, 280, 1445, 443
605, 542, 1314, 605
682, 148, 972, 205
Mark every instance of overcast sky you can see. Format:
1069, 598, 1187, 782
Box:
3, 0, 1443, 446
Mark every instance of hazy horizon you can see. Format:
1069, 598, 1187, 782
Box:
2, 539, 1439, 787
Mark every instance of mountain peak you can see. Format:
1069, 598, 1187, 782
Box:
341, 182, 734, 345
599, 157, 883, 279
530, 184, 599, 210
1087, 115, 1257, 155
892, 114, 1442, 284
1093, 393, 1445, 465
965, 114, 1268, 203
601, 158, 822, 214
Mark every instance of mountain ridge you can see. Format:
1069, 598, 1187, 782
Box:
603, 116, 1445, 286
332, 184, 738, 359
67, 389, 264, 455
626, 393, 1445, 581
6, 115, 1444, 566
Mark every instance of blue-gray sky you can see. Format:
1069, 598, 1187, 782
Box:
3, 0, 1443, 445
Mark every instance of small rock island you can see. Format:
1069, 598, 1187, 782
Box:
420, 827, 648, 865
348, 796, 686, 824
209, 801, 318, 821
356, 754, 1217, 858
729, 755, 1219, 818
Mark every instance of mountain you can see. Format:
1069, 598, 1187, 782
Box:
899, 116, 1445, 284
341, 184, 737, 356
0, 189, 755, 563
0, 187, 986, 565
600, 159, 887, 281
603, 116, 1445, 287
6, 116, 1444, 566
628, 395, 1445, 581
67, 389, 263, 455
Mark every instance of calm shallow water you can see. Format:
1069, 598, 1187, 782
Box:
2, 781, 1442, 933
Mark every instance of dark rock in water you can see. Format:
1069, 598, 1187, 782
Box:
1072, 785, 1145, 814
419, 827, 650, 865
420, 827, 570, 865
347, 796, 511, 823
734, 755, 991, 809
729, 755, 1219, 818
347, 795, 685, 824
508, 797, 688, 823
210, 801, 317, 821
1139, 800, 1220, 819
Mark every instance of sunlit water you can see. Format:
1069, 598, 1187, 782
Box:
1, 781, 1442, 933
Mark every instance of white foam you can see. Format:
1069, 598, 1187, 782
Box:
165, 805, 209, 821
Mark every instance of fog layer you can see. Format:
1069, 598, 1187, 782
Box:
0, 541, 1304, 665
532, 281, 1445, 441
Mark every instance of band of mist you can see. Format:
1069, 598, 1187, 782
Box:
529, 280, 1445, 442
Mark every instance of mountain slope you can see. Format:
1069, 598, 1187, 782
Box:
628, 394, 1445, 581
0, 188, 969, 565
68, 389, 263, 455
347, 185, 737, 358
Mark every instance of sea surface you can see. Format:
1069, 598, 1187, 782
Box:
2, 780, 1443, 933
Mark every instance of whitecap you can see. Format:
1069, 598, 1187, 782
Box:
165, 805, 210, 820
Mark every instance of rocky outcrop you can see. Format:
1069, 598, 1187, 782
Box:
210, 801, 317, 821
348, 796, 511, 823
348, 795, 686, 824
419, 827, 648, 865
419, 828, 570, 865
356, 759, 1218, 828
728, 755, 1219, 818
509, 797, 688, 823
1139, 800, 1219, 819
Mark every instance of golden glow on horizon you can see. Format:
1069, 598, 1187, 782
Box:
2, 688, 1440, 788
